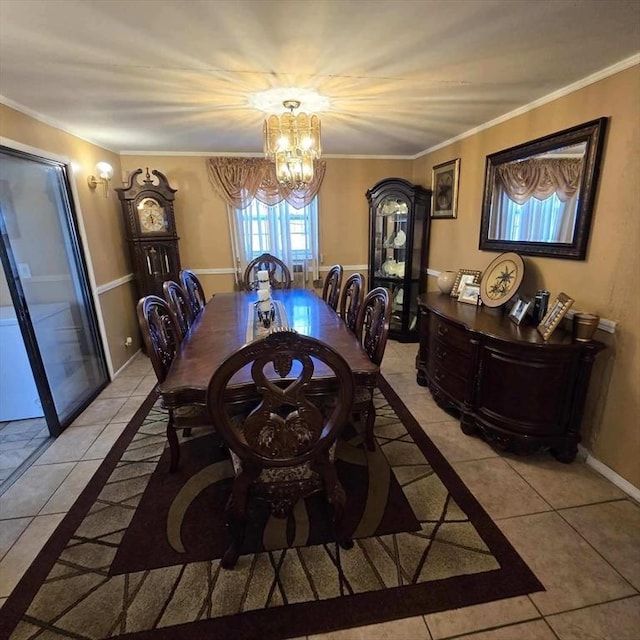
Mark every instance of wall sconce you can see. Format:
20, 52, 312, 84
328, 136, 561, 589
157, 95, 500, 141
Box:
87, 162, 114, 197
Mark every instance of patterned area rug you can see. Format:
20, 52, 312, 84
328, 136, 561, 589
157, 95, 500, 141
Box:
0, 377, 543, 640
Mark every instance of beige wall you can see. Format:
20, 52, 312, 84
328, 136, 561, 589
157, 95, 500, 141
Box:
1, 65, 637, 488
413, 65, 640, 488
0, 104, 140, 371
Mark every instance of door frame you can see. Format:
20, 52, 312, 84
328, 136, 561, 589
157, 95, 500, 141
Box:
0, 138, 114, 433
1, 136, 115, 378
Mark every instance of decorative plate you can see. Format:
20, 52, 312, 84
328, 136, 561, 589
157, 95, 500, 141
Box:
479, 252, 525, 307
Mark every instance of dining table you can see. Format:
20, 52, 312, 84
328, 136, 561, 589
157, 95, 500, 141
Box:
159, 288, 379, 409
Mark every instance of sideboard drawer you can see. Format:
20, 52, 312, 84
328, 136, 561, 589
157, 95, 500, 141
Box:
429, 364, 468, 403
429, 336, 471, 379
429, 314, 472, 355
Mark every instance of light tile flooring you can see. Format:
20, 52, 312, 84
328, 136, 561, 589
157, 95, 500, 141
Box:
1, 342, 639, 639
0, 417, 49, 486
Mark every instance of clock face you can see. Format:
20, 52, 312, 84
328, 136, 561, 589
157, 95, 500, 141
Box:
137, 197, 167, 233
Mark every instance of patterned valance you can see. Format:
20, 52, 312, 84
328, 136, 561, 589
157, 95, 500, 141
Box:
496, 157, 583, 204
206, 157, 326, 209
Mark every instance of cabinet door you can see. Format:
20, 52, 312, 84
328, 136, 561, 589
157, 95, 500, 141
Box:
476, 344, 578, 436
372, 196, 409, 281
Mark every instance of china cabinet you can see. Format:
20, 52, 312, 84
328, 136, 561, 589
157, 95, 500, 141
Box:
116, 168, 182, 301
416, 292, 604, 462
366, 178, 431, 341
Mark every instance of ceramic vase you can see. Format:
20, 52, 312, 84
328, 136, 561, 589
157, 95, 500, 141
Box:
437, 270, 457, 294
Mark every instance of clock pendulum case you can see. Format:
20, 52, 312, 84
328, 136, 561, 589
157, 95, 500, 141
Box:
115, 168, 182, 301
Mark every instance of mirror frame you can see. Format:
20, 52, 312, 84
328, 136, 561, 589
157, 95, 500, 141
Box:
479, 117, 608, 259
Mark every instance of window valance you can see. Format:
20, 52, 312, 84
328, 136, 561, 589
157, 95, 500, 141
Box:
206, 157, 326, 210
496, 157, 583, 205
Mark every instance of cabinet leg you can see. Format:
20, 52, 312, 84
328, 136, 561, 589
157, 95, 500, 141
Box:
551, 445, 577, 464
460, 417, 476, 436
416, 370, 428, 387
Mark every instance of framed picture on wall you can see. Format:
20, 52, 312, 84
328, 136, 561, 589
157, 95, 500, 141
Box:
431, 158, 460, 219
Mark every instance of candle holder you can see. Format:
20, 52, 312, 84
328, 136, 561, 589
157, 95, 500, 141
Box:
256, 300, 276, 328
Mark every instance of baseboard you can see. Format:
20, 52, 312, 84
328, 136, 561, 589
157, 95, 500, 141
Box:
113, 348, 142, 379
578, 444, 640, 502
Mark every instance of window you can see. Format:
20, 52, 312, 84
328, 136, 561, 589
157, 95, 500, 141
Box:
230, 197, 319, 285
491, 189, 578, 244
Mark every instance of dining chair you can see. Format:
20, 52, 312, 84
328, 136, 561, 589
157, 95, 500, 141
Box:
179, 269, 207, 319
353, 287, 392, 451
206, 327, 355, 569
162, 280, 194, 338
243, 253, 292, 291
322, 264, 343, 311
338, 272, 365, 333
137, 295, 213, 472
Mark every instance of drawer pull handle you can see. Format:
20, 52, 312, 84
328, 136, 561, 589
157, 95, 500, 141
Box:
436, 347, 447, 360
435, 370, 444, 382
437, 325, 449, 337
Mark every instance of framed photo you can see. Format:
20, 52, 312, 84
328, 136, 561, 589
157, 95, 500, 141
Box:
508, 296, 532, 325
431, 158, 460, 219
458, 283, 481, 305
537, 292, 574, 340
451, 268, 482, 298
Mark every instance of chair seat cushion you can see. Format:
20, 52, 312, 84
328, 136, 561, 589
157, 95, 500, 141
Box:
229, 442, 337, 485
354, 386, 373, 404
175, 404, 209, 418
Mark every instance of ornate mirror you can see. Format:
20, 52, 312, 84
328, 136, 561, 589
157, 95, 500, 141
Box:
479, 118, 608, 259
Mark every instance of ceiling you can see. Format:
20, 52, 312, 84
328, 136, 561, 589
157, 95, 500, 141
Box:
1, 0, 638, 157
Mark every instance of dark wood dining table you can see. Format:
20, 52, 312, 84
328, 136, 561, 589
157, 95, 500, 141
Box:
159, 289, 379, 409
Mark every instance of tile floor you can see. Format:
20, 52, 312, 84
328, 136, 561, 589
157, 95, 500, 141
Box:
1, 341, 639, 639
0, 417, 49, 487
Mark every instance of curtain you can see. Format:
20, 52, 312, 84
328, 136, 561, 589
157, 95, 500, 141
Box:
228, 199, 319, 288
490, 190, 578, 243
207, 157, 325, 209
212, 157, 323, 288
496, 157, 583, 204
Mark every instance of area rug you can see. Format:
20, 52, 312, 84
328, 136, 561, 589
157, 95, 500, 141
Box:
0, 376, 543, 639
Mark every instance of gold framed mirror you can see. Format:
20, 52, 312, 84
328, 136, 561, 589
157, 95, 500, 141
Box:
479, 118, 608, 259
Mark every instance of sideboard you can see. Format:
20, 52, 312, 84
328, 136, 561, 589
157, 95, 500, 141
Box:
416, 292, 604, 462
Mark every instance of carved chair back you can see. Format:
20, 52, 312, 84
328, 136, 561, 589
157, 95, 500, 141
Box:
207, 327, 355, 567
339, 273, 365, 333
243, 253, 292, 291
136, 295, 182, 384
137, 294, 213, 472
162, 280, 194, 338
322, 264, 343, 311
179, 269, 206, 319
356, 287, 392, 366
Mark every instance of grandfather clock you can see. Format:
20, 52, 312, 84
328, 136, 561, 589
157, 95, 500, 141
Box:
116, 168, 182, 301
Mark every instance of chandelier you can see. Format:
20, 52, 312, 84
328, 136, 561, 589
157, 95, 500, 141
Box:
263, 100, 322, 189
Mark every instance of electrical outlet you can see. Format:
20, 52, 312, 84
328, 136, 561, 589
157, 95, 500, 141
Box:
124, 336, 133, 348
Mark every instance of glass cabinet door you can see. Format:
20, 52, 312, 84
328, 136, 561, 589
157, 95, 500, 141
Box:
373, 197, 409, 335
367, 178, 431, 342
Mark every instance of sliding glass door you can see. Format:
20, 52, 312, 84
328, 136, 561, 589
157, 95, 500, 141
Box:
0, 147, 108, 436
